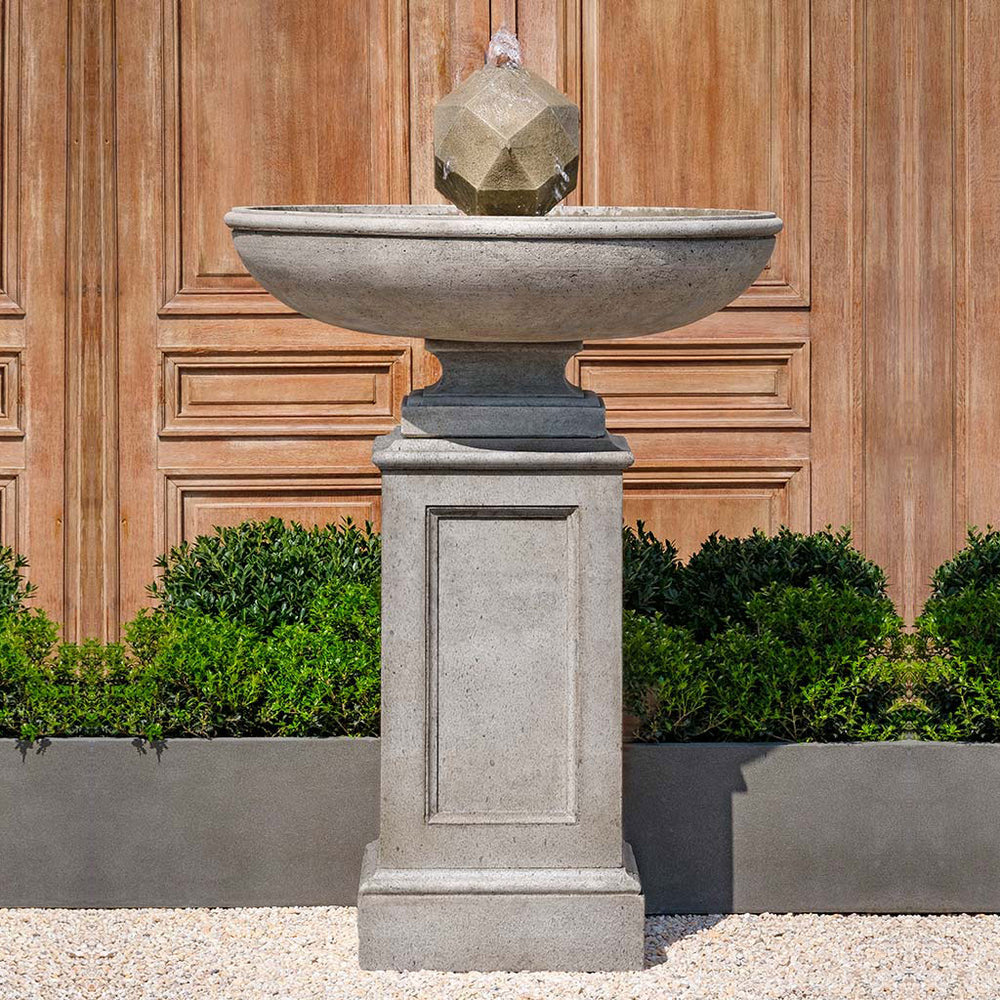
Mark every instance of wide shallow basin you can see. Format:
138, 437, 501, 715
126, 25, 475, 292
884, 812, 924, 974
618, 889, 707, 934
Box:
225, 205, 782, 342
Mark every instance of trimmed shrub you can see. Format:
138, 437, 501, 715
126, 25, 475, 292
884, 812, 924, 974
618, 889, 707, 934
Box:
0, 580, 382, 742
257, 583, 381, 737
624, 581, 904, 743
623, 524, 887, 639
118, 580, 381, 740
0, 611, 61, 740
0, 546, 37, 617
15, 520, 1000, 745
622, 523, 683, 623
929, 526, 1000, 599
914, 528, 1000, 740
149, 517, 380, 635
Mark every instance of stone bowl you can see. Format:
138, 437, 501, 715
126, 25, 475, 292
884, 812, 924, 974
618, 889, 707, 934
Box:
224, 205, 781, 342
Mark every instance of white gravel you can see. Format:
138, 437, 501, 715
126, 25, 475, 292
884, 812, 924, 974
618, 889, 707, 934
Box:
0, 907, 994, 1000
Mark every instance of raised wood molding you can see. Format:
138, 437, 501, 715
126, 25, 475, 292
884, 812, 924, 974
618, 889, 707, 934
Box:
573, 0, 809, 307
63, 0, 120, 640
572, 340, 809, 429
806, 0, 866, 548
955, 0, 1000, 552
0, 0, 23, 315
164, 471, 382, 549
0, 350, 22, 435
160, 347, 410, 437
623, 460, 810, 558
861, 1, 956, 622
0, 470, 16, 547
158, 0, 410, 317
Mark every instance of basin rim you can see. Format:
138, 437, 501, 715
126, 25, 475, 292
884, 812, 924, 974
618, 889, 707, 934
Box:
225, 204, 782, 241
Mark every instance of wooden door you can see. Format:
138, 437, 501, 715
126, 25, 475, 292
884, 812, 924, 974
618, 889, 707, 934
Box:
0, 1, 67, 623
114, 1, 411, 631
90, 0, 996, 631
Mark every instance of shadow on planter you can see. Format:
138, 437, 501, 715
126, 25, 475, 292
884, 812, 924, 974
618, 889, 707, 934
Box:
623, 743, 763, 914
625, 741, 1000, 914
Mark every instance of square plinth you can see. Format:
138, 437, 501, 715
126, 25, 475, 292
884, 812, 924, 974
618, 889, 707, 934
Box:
367, 430, 642, 971
357, 841, 645, 972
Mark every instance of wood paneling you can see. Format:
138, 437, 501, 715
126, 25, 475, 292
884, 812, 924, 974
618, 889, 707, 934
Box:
64, 0, 120, 639
116, 0, 416, 627
9, 0, 67, 620
958, 0, 1000, 547
574, 341, 808, 429
160, 348, 410, 437
513, 0, 817, 564
0, 0, 22, 314
0, 351, 21, 435
165, 473, 381, 549
863, 0, 956, 620
0, 471, 16, 547
807, 0, 865, 544
160, 0, 409, 315
579, 0, 809, 306
624, 462, 809, 561
112, 0, 825, 628
90, 0, 993, 631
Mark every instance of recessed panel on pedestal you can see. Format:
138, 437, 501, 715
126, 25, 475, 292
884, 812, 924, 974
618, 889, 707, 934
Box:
426, 506, 578, 825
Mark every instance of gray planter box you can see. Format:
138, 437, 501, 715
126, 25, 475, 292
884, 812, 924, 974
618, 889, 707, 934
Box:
624, 742, 1000, 914
0, 737, 379, 907
2, 738, 996, 912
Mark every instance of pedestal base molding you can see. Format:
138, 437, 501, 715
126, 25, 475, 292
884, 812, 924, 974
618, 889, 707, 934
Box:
358, 841, 645, 972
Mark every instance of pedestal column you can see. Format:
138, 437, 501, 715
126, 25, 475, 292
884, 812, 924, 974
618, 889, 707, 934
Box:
357, 343, 644, 972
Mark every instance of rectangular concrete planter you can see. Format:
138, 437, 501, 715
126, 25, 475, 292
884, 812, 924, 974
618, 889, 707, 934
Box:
0, 737, 379, 908
623, 742, 1000, 914
2, 738, 996, 912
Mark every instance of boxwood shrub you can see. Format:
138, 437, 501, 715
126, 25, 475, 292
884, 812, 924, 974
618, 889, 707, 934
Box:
623, 523, 888, 637
150, 517, 380, 634
913, 527, 1000, 740
622, 524, 907, 741
0, 522, 382, 741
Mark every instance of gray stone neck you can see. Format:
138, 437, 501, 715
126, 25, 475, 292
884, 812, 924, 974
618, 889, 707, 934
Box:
401, 340, 606, 439
423, 340, 585, 399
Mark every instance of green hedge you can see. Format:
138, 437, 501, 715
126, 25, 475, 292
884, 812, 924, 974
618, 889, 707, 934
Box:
6, 519, 1000, 743
0, 520, 381, 741
623, 524, 887, 638
911, 528, 1000, 741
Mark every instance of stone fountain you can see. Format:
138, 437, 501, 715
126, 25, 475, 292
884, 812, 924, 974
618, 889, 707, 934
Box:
226, 31, 780, 973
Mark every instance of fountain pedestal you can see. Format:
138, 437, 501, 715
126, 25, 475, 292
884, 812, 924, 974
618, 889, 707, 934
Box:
357, 354, 644, 971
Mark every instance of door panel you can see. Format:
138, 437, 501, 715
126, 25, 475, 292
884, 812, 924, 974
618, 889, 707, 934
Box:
116, 0, 412, 625
0, 0, 66, 620
161, 0, 408, 316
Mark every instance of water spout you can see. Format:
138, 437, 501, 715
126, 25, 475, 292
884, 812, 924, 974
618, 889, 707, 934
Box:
486, 26, 522, 68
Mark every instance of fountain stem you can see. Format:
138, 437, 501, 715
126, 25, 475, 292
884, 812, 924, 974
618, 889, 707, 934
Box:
401, 341, 605, 439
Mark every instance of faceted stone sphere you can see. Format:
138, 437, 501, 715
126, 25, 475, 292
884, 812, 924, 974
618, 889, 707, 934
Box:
434, 65, 580, 216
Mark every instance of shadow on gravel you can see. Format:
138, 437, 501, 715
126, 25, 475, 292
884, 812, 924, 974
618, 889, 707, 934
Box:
643, 914, 729, 968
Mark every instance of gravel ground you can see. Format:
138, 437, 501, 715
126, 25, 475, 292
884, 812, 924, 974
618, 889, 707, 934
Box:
0, 907, 994, 1000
